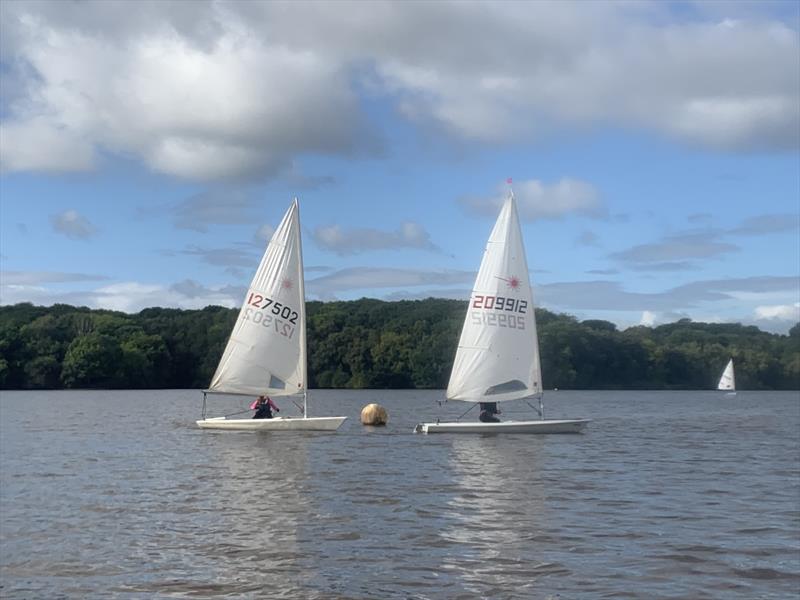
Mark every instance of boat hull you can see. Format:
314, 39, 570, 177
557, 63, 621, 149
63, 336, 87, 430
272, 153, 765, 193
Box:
414, 419, 589, 434
197, 416, 347, 431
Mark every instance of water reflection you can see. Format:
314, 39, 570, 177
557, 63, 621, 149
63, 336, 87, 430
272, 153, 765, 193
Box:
119, 430, 314, 597
442, 434, 552, 596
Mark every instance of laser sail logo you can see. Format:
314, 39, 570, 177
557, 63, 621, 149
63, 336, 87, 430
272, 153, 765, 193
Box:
495, 275, 521, 291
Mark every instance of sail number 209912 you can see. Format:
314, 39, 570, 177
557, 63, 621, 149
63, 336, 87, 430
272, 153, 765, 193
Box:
470, 294, 527, 330
472, 295, 527, 313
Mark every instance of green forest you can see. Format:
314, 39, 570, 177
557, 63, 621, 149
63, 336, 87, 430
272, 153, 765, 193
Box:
1, 299, 798, 391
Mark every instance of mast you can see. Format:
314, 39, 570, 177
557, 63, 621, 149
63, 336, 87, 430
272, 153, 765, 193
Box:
295, 197, 309, 418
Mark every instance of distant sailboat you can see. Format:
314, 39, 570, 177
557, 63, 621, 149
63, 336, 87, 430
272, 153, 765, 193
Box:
717, 358, 736, 395
414, 187, 589, 434
197, 199, 347, 431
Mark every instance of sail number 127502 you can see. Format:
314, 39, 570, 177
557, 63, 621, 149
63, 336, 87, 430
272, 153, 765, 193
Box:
246, 292, 299, 323
242, 292, 298, 339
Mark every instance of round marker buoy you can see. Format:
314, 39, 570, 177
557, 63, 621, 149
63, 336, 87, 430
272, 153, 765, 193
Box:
360, 403, 388, 426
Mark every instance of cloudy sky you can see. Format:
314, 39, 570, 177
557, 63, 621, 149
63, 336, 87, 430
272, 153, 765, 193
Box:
1, 0, 798, 332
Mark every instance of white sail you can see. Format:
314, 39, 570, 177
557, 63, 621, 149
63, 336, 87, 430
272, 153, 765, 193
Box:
717, 358, 735, 391
446, 192, 542, 403
208, 199, 306, 397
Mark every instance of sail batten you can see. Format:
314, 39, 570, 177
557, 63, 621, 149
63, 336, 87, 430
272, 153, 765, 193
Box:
446, 192, 542, 403
208, 199, 306, 397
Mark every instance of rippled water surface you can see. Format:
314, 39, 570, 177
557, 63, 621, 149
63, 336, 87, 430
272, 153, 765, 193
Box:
1, 390, 798, 599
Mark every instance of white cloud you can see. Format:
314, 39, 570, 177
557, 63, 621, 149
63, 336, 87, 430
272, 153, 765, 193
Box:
754, 302, 800, 321
146, 137, 285, 182
383, 288, 471, 301
0, 118, 95, 173
1, 6, 375, 180
611, 214, 799, 271
92, 283, 186, 312
255, 224, 275, 244
610, 232, 738, 268
730, 214, 800, 235
1, 2, 795, 180
640, 310, 657, 326
0, 279, 241, 313
586, 268, 619, 275
460, 178, 603, 221
50, 210, 98, 240
627, 262, 701, 272
171, 190, 258, 232
535, 275, 798, 312
3, 268, 474, 306
306, 267, 474, 298
0, 284, 49, 305
576, 231, 600, 247
372, 5, 799, 150
687, 213, 713, 225
178, 245, 259, 268
313, 221, 439, 255
1, 271, 108, 285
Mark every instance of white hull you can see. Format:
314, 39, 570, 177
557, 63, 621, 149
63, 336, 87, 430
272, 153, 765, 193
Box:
414, 419, 589, 434
197, 416, 347, 431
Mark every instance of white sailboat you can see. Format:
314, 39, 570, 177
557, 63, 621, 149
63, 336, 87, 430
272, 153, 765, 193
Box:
415, 188, 589, 434
717, 358, 736, 395
197, 199, 347, 431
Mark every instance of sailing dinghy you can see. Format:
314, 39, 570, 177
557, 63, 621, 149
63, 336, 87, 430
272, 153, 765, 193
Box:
415, 188, 588, 434
717, 358, 736, 395
197, 199, 346, 431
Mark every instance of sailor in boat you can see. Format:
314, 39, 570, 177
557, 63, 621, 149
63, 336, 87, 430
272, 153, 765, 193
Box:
479, 402, 501, 423
252, 395, 280, 419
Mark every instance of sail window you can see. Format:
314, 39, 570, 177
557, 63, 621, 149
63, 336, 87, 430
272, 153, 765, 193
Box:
484, 380, 527, 395
269, 375, 287, 390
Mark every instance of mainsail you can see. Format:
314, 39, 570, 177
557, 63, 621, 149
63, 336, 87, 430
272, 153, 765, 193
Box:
717, 359, 735, 391
446, 192, 542, 403
208, 199, 306, 397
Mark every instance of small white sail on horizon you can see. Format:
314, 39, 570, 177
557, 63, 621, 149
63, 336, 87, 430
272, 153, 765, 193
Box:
198, 199, 346, 431
717, 358, 735, 392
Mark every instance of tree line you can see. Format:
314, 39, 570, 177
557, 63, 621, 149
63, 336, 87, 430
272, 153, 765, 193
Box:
1, 300, 798, 390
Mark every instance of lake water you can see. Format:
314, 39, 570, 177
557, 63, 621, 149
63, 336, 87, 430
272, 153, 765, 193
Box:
1, 390, 798, 599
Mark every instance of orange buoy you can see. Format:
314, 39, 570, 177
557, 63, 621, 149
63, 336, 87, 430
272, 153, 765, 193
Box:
360, 403, 388, 426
